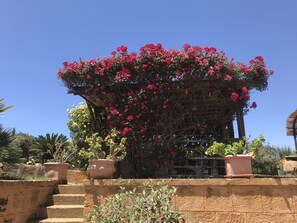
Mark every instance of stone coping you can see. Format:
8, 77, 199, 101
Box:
83, 178, 297, 187
0, 180, 58, 187
1, 178, 297, 187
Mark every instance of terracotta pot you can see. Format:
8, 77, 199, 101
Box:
282, 156, 297, 176
87, 159, 116, 179
44, 162, 69, 184
224, 155, 253, 178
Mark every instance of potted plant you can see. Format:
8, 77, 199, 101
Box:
79, 128, 127, 179
43, 140, 76, 184
205, 135, 265, 177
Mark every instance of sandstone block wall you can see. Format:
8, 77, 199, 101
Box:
84, 178, 297, 223
67, 170, 88, 184
0, 181, 57, 223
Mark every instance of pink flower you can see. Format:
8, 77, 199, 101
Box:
147, 83, 156, 90
107, 115, 111, 120
208, 68, 214, 76
127, 115, 133, 121
255, 56, 263, 62
251, 102, 257, 108
155, 138, 161, 146
169, 148, 176, 158
225, 74, 232, 81
214, 62, 222, 70
152, 162, 160, 168
116, 45, 128, 52
121, 127, 133, 136
183, 43, 191, 51
111, 108, 118, 114
231, 92, 239, 102
241, 86, 248, 94
165, 57, 171, 64
140, 126, 147, 133
200, 58, 208, 66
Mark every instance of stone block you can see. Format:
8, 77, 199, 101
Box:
216, 212, 246, 223
232, 186, 263, 212
275, 213, 297, 223
250, 178, 280, 185
290, 187, 297, 213
67, 170, 88, 184
181, 211, 216, 223
262, 186, 294, 213
204, 186, 233, 212
175, 186, 204, 211
246, 213, 275, 223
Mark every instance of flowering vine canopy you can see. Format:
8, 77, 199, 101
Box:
57, 43, 272, 175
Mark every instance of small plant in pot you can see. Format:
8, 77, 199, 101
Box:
205, 135, 265, 178
43, 140, 76, 183
79, 128, 127, 179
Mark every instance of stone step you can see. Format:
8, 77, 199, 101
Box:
58, 184, 85, 194
53, 194, 85, 205
46, 205, 84, 218
39, 218, 84, 223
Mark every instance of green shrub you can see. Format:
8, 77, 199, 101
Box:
86, 183, 185, 223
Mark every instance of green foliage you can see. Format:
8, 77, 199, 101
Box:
86, 183, 185, 223
205, 135, 265, 157
67, 103, 92, 168
105, 128, 127, 160
67, 103, 92, 148
0, 99, 18, 163
253, 145, 294, 175
8, 133, 36, 163
249, 135, 265, 158
0, 124, 13, 148
46, 140, 76, 163
0, 145, 22, 163
79, 132, 104, 159
278, 146, 294, 159
79, 128, 127, 161
0, 98, 13, 114
0, 125, 17, 163
205, 140, 245, 156
34, 133, 70, 163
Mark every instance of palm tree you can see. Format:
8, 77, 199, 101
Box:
0, 124, 16, 162
0, 98, 15, 162
0, 98, 13, 114
34, 133, 69, 162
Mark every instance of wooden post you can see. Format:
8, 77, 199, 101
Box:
293, 116, 297, 154
236, 109, 246, 139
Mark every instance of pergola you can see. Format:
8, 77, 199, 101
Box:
68, 80, 249, 178
69, 80, 248, 145
286, 109, 297, 152
58, 44, 272, 177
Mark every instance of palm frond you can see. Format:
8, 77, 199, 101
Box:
0, 98, 14, 114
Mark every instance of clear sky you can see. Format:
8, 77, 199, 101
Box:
0, 1, 296, 149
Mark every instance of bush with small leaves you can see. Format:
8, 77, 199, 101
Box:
86, 183, 185, 223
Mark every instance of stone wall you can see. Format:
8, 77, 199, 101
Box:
67, 170, 88, 184
84, 178, 297, 223
0, 181, 57, 223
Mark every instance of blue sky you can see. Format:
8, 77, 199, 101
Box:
0, 1, 296, 149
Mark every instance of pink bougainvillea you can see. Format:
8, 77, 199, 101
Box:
57, 43, 272, 175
